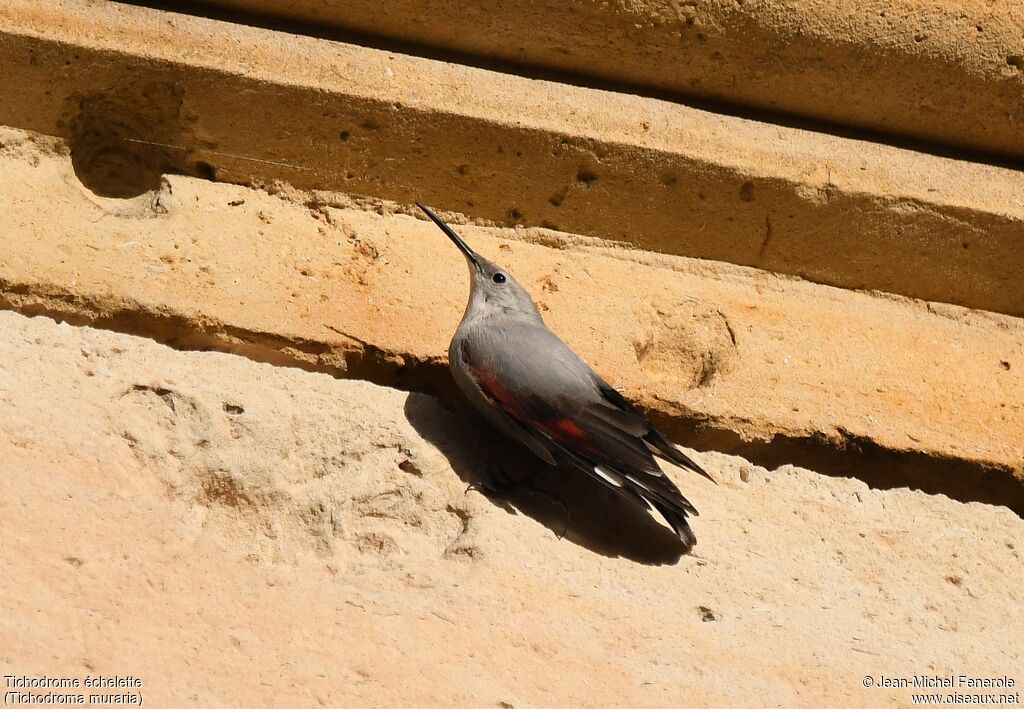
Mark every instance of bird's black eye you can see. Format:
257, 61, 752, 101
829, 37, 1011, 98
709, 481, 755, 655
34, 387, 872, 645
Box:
492, 273, 507, 284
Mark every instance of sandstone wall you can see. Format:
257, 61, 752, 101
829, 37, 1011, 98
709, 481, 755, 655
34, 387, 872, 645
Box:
0, 1, 1021, 705
1, 1, 1021, 315
1, 311, 1021, 706
197, 0, 1024, 161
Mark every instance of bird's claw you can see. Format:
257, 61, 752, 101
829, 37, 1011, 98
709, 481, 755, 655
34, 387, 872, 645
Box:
467, 460, 530, 496
467, 460, 572, 539
464, 480, 497, 496
522, 481, 571, 540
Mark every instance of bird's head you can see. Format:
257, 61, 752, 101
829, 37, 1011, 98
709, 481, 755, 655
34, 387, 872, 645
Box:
418, 203, 541, 321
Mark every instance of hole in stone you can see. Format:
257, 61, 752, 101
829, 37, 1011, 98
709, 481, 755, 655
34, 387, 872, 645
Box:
65, 83, 190, 199
194, 161, 217, 181
1007, 55, 1024, 71
339, 130, 351, 141
576, 168, 598, 185
398, 459, 422, 476
740, 181, 755, 202
69, 138, 165, 198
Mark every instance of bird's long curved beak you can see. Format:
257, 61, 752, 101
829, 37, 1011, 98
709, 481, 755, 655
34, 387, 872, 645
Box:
416, 203, 480, 269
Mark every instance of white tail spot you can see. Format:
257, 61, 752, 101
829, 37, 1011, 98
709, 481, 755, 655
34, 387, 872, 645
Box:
593, 465, 622, 487
637, 492, 675, 532
625, 474, 652, 492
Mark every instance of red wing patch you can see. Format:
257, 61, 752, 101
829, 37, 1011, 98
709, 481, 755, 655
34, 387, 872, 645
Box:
470, 367, 594, 450
469, 366, 524, 418
539, 418, 587, 441
536, 418, 599, 456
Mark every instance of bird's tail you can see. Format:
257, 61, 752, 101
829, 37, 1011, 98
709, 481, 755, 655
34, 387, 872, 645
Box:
646, 497, 697, 550
645, 430, 717, 484
547, 434, 702, 550
596, 461, 701, 550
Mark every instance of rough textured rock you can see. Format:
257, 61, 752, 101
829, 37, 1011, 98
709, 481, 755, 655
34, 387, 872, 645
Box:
1, 310, 1021, 706
2, 2, 1023, 315
2, 2, 1022, 704
197, 0, 1024, 162
1, 128, 1021, 512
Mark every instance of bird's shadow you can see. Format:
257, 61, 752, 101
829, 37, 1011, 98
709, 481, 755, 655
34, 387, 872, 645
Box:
403, 392, 686, 565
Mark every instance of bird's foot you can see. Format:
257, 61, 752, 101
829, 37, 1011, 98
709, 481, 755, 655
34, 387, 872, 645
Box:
529, 484, 571, 540
466, 461, 571, 540
464, 460, 532, 496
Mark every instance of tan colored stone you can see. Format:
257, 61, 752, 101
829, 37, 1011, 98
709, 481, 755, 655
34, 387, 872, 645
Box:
198, 0, 1024, 161
1, 129, 1021, 510
1, 2, 1022, 314
1, 309, 1021, 706
2, 3, 1022, 704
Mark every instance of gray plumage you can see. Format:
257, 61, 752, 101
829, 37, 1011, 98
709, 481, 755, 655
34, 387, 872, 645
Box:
418, 203, 713, 549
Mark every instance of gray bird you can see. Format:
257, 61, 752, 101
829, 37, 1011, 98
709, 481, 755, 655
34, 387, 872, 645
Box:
418, 203, 714, 549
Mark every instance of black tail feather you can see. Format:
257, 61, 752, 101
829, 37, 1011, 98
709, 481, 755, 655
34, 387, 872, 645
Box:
549, 439, 699, 548
645, 430, 717, 484
648, 497, 697, 550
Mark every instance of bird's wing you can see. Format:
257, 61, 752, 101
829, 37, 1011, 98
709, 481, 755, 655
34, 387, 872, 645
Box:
462, 361, 558, 466
461, 322, 708, 545
590, 375, 716, 483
